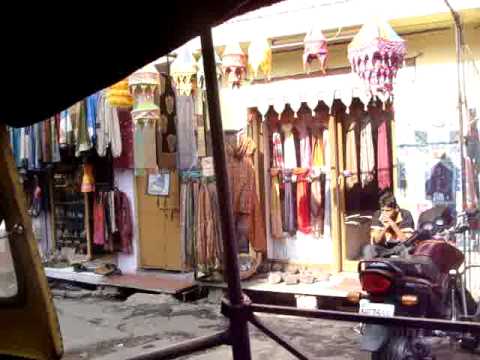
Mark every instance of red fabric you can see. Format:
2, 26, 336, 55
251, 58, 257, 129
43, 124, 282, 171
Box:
113, 190, 133, 254
93, 193, 105, 246
113, 109, 134, 169
377, 116, 391, 190
294, 168, 311, 234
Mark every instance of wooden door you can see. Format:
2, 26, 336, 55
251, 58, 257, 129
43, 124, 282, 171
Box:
135, 175, 183, 270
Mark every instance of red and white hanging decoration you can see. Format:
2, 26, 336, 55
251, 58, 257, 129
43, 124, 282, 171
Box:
348, 20, 406, 102
303, 26, 328, 74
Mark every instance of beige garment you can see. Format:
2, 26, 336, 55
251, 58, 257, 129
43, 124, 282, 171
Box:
142, 120, 158, 169
270, 169, 283, 239
345, 116, 359, 189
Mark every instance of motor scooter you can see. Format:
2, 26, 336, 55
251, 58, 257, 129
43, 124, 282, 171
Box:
351, 206, 480, 359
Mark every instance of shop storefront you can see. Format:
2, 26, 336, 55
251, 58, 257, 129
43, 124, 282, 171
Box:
5, 2, 480, 295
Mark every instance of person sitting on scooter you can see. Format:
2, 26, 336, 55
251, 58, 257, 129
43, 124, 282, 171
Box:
363, 190, 415, 259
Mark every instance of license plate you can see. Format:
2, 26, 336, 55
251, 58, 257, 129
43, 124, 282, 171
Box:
359, 301, 395, 317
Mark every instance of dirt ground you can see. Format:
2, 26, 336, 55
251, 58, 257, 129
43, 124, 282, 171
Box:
55, 291, 480, 360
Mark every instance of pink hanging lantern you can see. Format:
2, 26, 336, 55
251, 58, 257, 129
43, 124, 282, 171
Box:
303, 27, 328, 74
348, 20, 406, 101
222, 42, 247, 88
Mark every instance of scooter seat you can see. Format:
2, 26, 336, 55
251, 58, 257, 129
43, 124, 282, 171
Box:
386, 257, 439, 283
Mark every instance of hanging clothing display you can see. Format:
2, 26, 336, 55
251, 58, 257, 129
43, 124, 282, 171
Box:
359, 115, 375, 187
294, 168, 311, 234
310, 168, 324, 236
283, 170, 296, 235
180, 170, 201, 269
323, 127, 332, 239
86, 93, 99, 145
227, 136, 267, 253
311, 128, 324, 167
271, 131, 284, 169
113, 190, 133, 254
282, 123, 297, 169
93, 193, 106, 246
296, 112, 312, 168
377, 115, 391, 190
426, 160, 454, 203
113, 109, 134, 169
345, 115, 359, 189
96, 92, 122, 158
72, 100, 92, 156
270, 169, 283, 239
196, 181, 219, 271
176, 95, 198, 171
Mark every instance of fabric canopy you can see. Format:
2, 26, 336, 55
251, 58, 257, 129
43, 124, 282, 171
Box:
0, 0, 279, 128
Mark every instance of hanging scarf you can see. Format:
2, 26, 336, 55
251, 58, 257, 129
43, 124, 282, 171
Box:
311, 128, 324, 167
323, 127, 332, 239
296, 114, 312, 168
283, 170, 296, 234
270, 169, 283, 239
377, 115, 391, 190
345, 116, 359, 189
196, 182, 217, 271
282, 125, 297, 169
271, 132, 284, 168
294, 167, 311, 234
93, 193, 106, 246
310, 168, 324, 236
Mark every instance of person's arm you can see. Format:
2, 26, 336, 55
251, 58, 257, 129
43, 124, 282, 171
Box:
371, 227, 388, 244
385, 210, 415, 242
370, 211, 388, 245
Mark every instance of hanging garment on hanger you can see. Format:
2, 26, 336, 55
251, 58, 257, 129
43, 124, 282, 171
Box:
51, 116, 61, 162
360, 115, 375, 187
86, 93, 99, 145
296, 113, 312, 168
196, 182, 217, 270
207, 181, 223, 263
227, 136, 266, 253
27, 126, 35, 170
10, 127, 22, 167
271, 131, 284, 168
42, 119, 51, 163
426, 160, 454, 203
113, 109, 134, 169
93, 193, 106, 246
465, 156, 478, 209
345, 115, 359, 189
310, 168, 324, 237
311, 128, 324, 167
323, 127, 332, 239
114, 190, 133, 254
294, 167, 311, 234
179, 181, 188, 268
73, 100, 92, 156
20, 127, 27, 167
377, 114, 391, 190
283, 170, 296, 234
282, 123, 297, 169
96, 93, 108, 156
270, 168, 283, 239
34, 123, 42, 168
176, 95, 198, 171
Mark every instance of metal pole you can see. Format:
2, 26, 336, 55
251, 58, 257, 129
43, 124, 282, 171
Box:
249, 314, 309, 360
127, 331, 228, 360
200, 27, 252, 360
251, 303, 480, 333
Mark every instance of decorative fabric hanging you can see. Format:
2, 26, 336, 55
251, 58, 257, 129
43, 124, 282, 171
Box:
270, 168, 283, 239
303, 26, 328, 74
222, 42, 247, 88
348, 20, 406, 101
106, 79, 133, 108
248, 37, 272, 80
171, 46, 197, 96
129, 64, 161, 170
